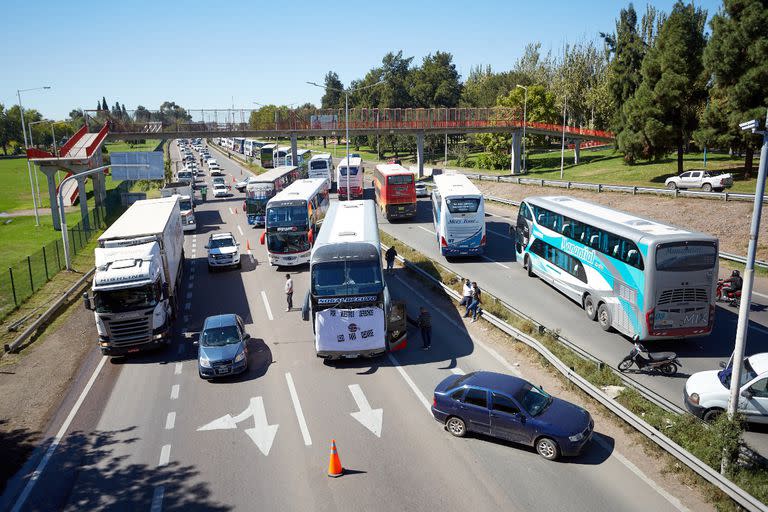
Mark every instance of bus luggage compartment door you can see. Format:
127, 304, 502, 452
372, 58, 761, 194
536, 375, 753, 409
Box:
388, 300, 407, 351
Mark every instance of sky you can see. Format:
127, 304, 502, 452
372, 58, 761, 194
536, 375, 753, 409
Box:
1, 0, 723, 120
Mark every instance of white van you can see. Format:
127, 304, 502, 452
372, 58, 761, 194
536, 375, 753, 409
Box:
308, 153, 333, 188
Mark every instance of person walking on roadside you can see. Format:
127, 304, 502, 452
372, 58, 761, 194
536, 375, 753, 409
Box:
460, 279, 472, 307
418, 307, 432, 350
284, 274, 293, 312
200, 185, 207, 202
385, 246, 397, 273
465, 282, 482, 322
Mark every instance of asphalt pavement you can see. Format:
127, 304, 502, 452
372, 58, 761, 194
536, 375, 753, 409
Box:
0, 142, 701, 512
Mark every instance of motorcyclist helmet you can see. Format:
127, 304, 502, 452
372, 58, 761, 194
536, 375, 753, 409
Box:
731, 270, 741, 278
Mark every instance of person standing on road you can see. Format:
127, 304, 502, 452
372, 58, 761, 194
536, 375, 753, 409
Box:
385, 246, 397, 273
418, 307, 432, 350
460, 279, 472, 307
200, 185, 207, 202
285, 274, 293, 312
465, 282, 482, 322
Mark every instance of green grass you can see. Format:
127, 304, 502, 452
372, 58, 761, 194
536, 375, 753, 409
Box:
103, 139, 161, 153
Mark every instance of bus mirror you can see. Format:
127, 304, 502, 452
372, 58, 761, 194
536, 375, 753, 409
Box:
82, 293, 92, 311
301, 291, 310, 321
308, 230, 314, 245
260, 232, 266, 245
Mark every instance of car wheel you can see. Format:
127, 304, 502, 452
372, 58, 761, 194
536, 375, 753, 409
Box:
702, 408, 724, 422
446, 416, 467, 437
525, 256, 534, 277
535, 437, 560, 461
583, 295, 597, 321
666, 182, 677, 190
702, 183, 712, 192
597, 304, 612, 332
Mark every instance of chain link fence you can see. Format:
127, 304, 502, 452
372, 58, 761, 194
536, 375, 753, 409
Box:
0, 183, 129, 321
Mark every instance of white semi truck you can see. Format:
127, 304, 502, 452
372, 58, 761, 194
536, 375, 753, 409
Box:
84, 197, 185, 356
161, 181, 197, 231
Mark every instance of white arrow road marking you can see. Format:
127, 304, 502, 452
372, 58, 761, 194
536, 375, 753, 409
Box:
197, 402, 254, 431
348, 384, 383, 437
243, 397, 279, 456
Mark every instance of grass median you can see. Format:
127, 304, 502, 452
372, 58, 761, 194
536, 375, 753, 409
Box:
380, 230, 768, 511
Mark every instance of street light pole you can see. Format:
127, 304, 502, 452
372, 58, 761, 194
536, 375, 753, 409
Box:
516, 85, 528, 173
727, 113, 768, 419
29, 120, 52, 209
17, 87, 51, 226
560, 95, 567, 179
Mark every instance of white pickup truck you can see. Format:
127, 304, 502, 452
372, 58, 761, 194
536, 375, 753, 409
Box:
664, 170, 733, 192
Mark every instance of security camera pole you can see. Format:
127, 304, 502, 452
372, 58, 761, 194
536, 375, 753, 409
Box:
727, 112, 768, 419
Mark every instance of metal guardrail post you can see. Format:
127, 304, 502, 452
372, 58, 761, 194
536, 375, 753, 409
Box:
9, 268, 16, 306
27, 256, 33, 292
42, 246, 49, 281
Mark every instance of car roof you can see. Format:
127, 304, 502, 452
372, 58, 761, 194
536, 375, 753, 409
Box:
459, 371, 527, 395
748, 353, 768, 375
211, 232, 234, 239
203, 314, 239, 329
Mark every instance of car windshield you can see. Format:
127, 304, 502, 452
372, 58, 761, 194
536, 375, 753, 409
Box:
514, 383, 552, 416
311, 260, 384, 296
209, 237, 235, 249
201, 325, 240, 347
179, 199, 192, 211
93, 283, 160, 313
267, 232, 309, 253
718, 358, 758, 388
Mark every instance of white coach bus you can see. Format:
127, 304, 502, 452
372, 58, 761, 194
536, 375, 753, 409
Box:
431, 173, 486, 256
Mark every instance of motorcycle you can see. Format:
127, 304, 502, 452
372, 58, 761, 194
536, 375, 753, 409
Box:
716, 279, 741, 307
617, 343, 681, 375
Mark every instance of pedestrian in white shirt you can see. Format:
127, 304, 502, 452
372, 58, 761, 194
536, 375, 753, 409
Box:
285, 274, 293, 312
460, 279, 472, 307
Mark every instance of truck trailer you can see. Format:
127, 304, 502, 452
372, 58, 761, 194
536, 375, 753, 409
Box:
84, 196, 185, 356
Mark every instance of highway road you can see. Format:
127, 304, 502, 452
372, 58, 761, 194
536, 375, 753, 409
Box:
0, 142, 704, 512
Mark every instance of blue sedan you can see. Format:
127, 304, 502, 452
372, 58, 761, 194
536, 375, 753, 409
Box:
431, 371, 593, 460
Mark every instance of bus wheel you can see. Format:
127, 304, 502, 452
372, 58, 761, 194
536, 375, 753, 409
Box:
597, 304, 612, 332
584, 295, 597, 321
525, 256, 534, 277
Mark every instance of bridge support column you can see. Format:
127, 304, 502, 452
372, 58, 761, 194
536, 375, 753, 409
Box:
77, 177, 90, 232
46, 173, 61, 231
290, 133, 298, 171
574, 141, 581, 165
416, 131, 424, 178
510, 130, 522, 175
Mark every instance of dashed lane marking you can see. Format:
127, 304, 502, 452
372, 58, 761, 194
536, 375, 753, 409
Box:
417, 225, 436, 235
481, 255, 511, 269
285, 372, 312, 446
260, 291, 274, 320
170, 385, 180, 400
174, 362, 183, 375
237, 225, 244, 236
185, 292, 193, 300
387, 353, 431, 411
165, 412, 176, 430
8, 356, 108, 512
158, 444, 171, 466
228, 207, 233, 215
150, 486, 164, 512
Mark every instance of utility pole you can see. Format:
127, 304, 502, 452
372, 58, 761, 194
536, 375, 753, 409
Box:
560, 95, 567, 179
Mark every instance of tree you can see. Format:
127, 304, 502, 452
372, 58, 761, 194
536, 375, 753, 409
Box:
158, 101, 192, 124
102, 97, 108, 111
551, 40, 608, 128
618, 1, 708, 172
513, 43, 555, 86
320, 71, 344, 109
602, 4, 646, 131
461, 65, 523, 107
699, 0, 768, 178
134, 105, 151, 122
410, 51, 462, 108
0, 104, 10, 155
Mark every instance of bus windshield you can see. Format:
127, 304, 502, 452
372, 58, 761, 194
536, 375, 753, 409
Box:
267, 232, 309, 254
388, 175, 413, 185
312, 261, 384, 296
339, 166, 359, 176
310, 161, 328, 170
266, 204, 308, 226
446, 197, 480, 214
246, 198, 268, 216
656, 242, 717, 272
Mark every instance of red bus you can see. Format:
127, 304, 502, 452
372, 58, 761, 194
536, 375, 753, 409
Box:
374, 164, 417, 220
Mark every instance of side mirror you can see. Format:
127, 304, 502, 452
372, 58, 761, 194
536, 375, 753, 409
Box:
82, 292, 92, 311
243, 333, 251, 340
742, 388, 754, 398
260, 232, 266, 245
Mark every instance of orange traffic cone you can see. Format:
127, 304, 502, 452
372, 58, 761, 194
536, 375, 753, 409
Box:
327, 439, 343, 477
246, 239, 251, 250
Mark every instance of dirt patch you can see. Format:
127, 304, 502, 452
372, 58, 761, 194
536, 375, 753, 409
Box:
475, 180, 768, 261
0, 301, 96, 490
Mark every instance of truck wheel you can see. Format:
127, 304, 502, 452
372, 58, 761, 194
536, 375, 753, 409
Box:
584, 295, 597, 321
702, 183, 712, 192
666, 182, 677, 190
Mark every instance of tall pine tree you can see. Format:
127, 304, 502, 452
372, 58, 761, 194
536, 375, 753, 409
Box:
700, 0, 768, 178
618, 1, 707, 172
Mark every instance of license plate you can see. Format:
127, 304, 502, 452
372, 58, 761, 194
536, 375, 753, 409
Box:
128, 348, 140, 353
341, 354, 357, 359
398, 206, 404, 211
215, 368, 230, 374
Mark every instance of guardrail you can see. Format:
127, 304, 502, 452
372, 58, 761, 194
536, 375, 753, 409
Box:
383, 241, 767, 512
480, 194, 768, 271
466, 173, 767, 204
